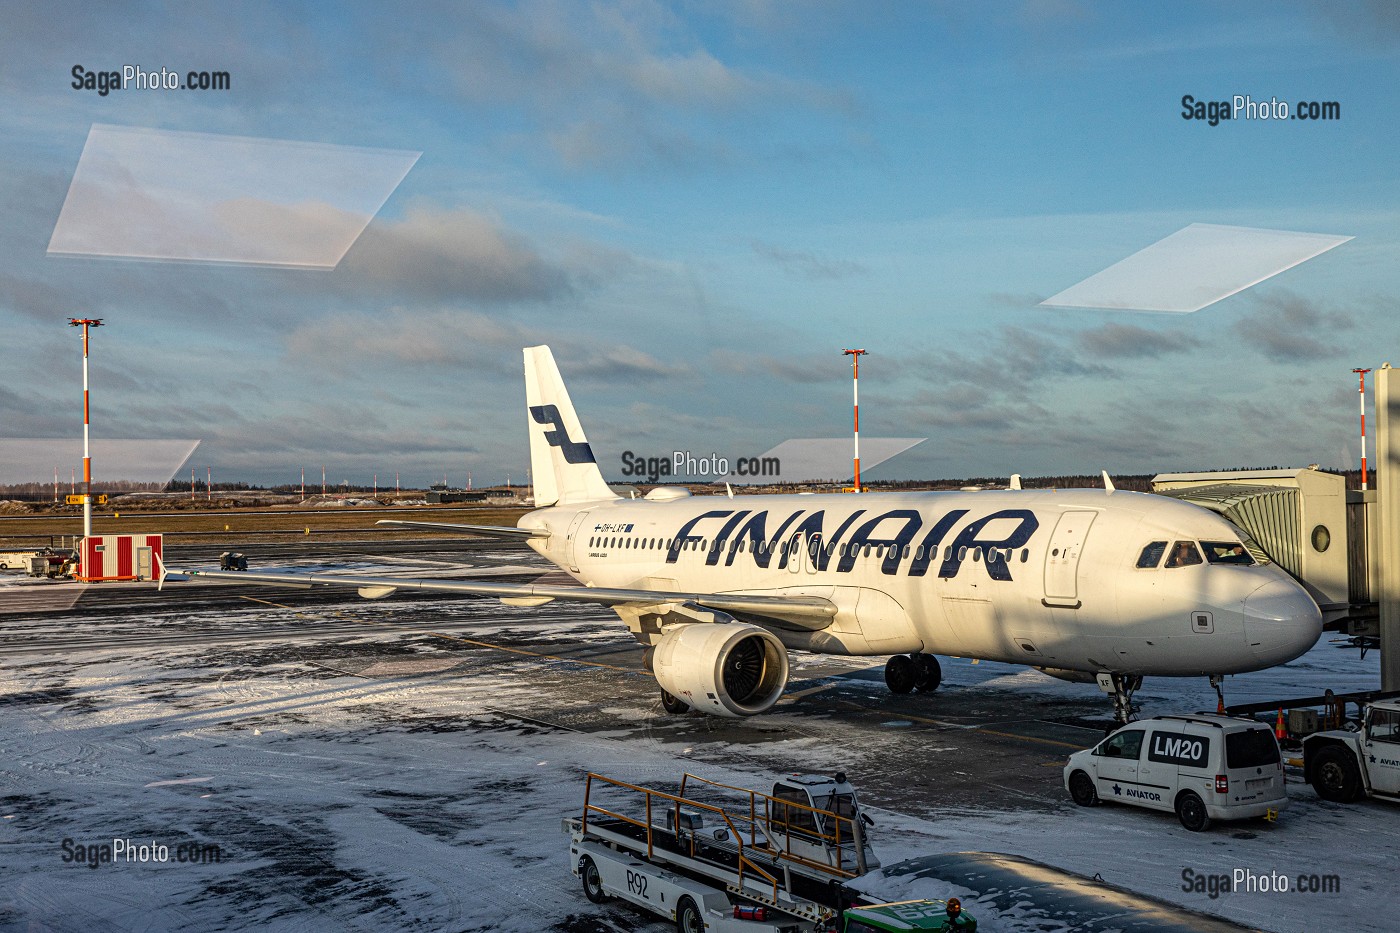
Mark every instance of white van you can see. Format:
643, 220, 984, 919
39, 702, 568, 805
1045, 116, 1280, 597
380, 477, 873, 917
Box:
1063, 714, 1288, 831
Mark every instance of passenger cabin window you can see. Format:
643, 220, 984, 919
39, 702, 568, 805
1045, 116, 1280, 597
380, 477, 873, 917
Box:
1201, 541, 1255, 565
1094, 729, 1145, 759
1137, 541, 1167, 568
1164, 541, 1202, 568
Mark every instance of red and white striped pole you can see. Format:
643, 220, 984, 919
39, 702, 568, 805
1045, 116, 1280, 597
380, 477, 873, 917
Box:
843, 349, 867, 493
1355, 368, 1372, 490
68, 318, 103, 539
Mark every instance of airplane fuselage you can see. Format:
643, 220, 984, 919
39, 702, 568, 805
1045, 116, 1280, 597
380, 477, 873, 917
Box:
522, 487, 1322, 678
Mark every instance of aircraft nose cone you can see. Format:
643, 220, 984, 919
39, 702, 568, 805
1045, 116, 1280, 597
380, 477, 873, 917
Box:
1242, 579, 1323, 665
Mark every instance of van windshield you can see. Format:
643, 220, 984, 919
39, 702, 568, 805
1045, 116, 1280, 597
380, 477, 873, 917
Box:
1226, 728, 1280, 768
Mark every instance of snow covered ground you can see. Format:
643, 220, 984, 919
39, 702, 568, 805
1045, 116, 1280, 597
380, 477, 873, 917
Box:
0, 587, 1392, 933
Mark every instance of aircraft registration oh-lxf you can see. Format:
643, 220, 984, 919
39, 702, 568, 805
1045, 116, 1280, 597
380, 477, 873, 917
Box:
192, 346, 1322, 723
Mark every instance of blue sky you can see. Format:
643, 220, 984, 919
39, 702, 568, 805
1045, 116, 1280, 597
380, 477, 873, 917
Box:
2, 2, 1398, 487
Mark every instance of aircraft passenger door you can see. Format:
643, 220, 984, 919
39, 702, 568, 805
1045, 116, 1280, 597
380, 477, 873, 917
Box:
564, 511, 589, 572
1044, 510, 1097, 606
787, 534, 804, 573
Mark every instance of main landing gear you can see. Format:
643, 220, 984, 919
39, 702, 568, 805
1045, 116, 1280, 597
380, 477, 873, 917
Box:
1097, 672, 1143, 727
884, 653, 942, 695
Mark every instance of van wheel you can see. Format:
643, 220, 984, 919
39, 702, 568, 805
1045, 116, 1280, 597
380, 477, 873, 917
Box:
885, 655, 916, 694
579, 856, 608, 904
1311, 746, 1363, 802
676, 896, 703, 933
1068, 771, 1098, 806
1175, 791, 1211, 832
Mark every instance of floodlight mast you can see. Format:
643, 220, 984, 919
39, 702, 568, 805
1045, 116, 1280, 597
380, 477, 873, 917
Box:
843, 349, 867, 492
1355, 368, 1372, 490
68, 318, 103, 538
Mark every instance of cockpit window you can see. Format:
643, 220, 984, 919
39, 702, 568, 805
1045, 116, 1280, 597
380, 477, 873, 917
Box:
1136, 541, 1167, 568
1200, 541, 1256, 565
1164, 541, 1202, 568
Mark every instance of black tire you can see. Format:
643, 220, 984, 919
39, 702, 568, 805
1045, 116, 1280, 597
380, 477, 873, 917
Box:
676, 895, 703, 933
660, 689, 690, 715
579, 856, 608, 904
1068, 770, 1098, 807
885, 654, 916, 695
1175, 791, 1211, 832
912, 653, 942, 693
1311, 746, 1363, 802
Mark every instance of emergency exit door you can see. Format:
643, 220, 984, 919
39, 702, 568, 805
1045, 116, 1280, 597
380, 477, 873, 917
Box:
1044, 510, 1097, 605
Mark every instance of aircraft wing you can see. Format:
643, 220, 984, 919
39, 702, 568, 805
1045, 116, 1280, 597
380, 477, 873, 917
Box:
188, 568, 835, 629
374, 520, 549, 539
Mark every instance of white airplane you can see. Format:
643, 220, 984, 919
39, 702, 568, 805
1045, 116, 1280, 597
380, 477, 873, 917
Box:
193, 346, 1323, 723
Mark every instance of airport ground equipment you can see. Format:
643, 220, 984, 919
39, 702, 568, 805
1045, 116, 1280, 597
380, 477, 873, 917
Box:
219, 551, 248, 571
20, 547, 78, 578
1303, 698, 1400, 802
1064, 714, 1288, 831
565, 771, 934, 932
76, 533, 164, 582
0, 549, 40, 570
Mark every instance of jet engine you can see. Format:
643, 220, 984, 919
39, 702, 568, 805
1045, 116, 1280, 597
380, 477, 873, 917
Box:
652, 622, 789, 717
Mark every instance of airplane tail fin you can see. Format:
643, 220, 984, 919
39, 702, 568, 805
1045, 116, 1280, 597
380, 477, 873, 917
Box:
524, 345, 619, 507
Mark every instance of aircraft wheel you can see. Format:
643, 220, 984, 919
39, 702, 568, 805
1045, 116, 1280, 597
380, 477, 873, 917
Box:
912, 653, 942, 692
579, 856, 609, 903
1068, 770, 1099, 807
884, 655, 916, 695
1175, 791, 1211, 832
660, 689, 691, 715
1311, 746, 1363, 802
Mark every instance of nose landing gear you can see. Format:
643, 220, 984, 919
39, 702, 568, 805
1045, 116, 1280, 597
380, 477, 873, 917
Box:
1096, 672, 1143, 726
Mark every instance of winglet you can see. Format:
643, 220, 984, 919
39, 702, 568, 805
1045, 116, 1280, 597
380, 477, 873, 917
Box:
1102, 470, 1115, 492
1009, 474, 1022, 490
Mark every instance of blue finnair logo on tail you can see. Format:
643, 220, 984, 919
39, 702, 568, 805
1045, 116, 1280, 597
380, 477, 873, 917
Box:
529, 405, 596, 464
